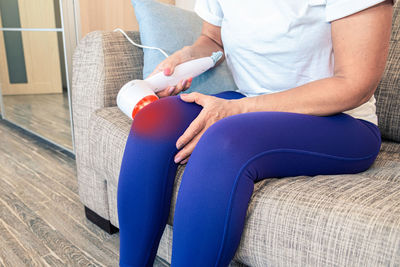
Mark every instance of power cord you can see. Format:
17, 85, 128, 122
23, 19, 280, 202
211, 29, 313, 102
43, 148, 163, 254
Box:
113, 28, 169, 58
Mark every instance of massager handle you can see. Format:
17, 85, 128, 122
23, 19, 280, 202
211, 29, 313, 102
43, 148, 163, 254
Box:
145, 56, 216, 93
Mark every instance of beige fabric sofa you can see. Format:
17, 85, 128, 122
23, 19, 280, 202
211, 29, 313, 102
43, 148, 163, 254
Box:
72, 4, 400, 266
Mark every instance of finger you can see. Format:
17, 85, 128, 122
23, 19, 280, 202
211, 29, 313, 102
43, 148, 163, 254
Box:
156, 86, 175, 98
180, 92, 208, 106
156, 86, 169, 98
156, 87, 169, 98
167, 86, 176, 96
172, 86, 182, 96
174, 79, 189, 95
175, 80, 185, 93
148, 56, 180, 78
163, 66, 173, 76
183, 77, 193, 91
174, 132, 203, 163
179, 92, 197, 103
163, 57, 181, 76
176, 112, 206, 149
180, 157, 189, 165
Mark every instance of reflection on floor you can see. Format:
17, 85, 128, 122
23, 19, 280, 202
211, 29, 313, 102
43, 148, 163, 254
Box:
3, 92, 73, 150
0, 121, 168, 266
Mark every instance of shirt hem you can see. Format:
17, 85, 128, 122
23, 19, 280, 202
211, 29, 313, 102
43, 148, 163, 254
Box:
326, 0, 386, 22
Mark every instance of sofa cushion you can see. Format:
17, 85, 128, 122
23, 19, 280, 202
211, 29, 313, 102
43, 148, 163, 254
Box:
375, 2, 400, 142
131, 0, 238, 95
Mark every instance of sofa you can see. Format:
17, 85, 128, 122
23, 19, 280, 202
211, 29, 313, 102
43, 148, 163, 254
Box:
72, 4, 400, 266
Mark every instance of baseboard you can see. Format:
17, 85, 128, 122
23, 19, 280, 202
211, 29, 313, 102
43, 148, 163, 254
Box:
85, 206, 119, 234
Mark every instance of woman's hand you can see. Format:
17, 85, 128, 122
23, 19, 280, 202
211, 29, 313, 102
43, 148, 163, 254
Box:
174, 93, 242, 164
148, 47, 194, 98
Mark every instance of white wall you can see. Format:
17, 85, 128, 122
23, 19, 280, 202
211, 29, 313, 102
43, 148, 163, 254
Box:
176, 0, 195, 10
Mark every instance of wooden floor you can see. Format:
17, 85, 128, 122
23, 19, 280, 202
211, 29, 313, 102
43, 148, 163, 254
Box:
2, 93, 73, 151
0, 121, 167, 266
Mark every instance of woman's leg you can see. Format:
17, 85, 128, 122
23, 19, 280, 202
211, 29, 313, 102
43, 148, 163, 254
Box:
118, 91, 244, 266
171, 112, 381, 267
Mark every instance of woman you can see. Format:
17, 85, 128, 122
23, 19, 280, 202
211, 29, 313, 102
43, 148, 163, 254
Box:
118, 0, 393, 266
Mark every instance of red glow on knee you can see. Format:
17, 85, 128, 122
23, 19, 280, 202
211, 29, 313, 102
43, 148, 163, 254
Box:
131, 95, 159, 119
133, 97, 184, 139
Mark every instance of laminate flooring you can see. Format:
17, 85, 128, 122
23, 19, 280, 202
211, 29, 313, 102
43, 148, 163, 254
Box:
2, 93, 73, 151
0, 121, 168, 267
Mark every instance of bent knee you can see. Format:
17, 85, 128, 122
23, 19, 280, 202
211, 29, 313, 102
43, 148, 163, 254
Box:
132, 96, 200, 139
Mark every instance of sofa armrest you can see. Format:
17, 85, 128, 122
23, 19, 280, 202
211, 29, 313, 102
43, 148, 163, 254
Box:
72, 30, 143, 121
71, 30, 143, 220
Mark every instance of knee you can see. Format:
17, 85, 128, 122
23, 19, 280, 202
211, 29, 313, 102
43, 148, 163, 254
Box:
132, 96, 175, 137
131, 96, 199, 140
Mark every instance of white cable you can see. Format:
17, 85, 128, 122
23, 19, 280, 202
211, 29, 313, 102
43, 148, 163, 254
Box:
113, 28, 169, 58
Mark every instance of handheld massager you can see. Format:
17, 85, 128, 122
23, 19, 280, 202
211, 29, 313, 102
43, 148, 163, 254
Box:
117, 51, 223, 119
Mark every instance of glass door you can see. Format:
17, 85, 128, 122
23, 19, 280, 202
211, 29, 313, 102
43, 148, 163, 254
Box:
0, 0, 75, 153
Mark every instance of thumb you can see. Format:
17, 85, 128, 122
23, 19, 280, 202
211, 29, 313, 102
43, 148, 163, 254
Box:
163, 57, 180, 76
147, 57, 179, 78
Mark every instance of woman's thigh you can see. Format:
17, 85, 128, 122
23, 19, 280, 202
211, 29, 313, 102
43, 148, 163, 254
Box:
187, 111, 381, 181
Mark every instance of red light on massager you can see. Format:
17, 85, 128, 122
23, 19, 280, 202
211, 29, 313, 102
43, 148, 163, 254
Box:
131, 95, 159, 119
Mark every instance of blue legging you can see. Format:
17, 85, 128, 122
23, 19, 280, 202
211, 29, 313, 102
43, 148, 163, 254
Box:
117, 91, 381, 267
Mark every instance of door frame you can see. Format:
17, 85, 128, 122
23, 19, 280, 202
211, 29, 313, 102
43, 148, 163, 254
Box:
0, 0, 78, 154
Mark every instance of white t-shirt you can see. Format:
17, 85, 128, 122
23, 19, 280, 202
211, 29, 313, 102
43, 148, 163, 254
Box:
195, 0, 388, 125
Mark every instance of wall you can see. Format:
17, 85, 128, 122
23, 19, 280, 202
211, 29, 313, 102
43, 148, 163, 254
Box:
176, 0, 195, 10
78, 0, 175, 38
